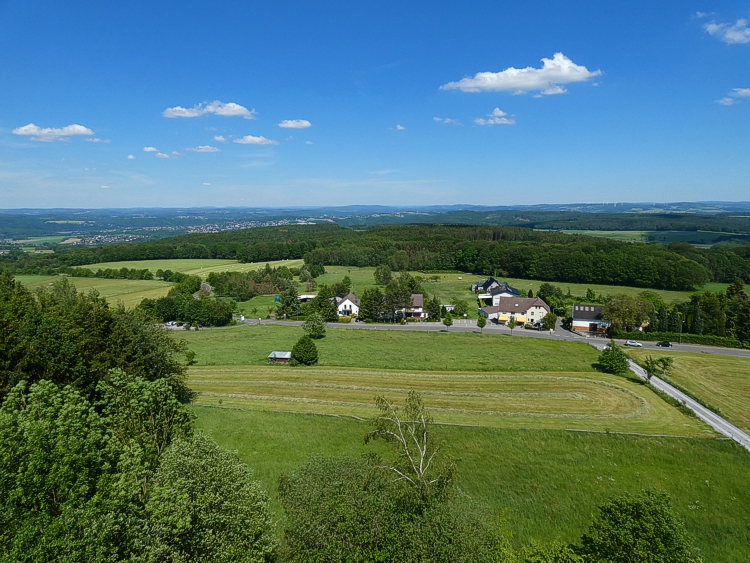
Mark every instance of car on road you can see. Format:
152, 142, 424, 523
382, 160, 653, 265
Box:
656, 341, 673, 347
624, 340, 643, 347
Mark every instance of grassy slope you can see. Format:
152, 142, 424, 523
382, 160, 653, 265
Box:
18, 275, 173, 309
85, 258, 304, 278
183, 325, 707, 435
628, 349, 750, 433
195, 407, 750, 562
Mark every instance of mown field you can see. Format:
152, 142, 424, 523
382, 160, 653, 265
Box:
628, 349, 750, 434
195, 407, 750, 562
183, 325, 707, 436
15, 275, 173, 309
85, 258, 304, 278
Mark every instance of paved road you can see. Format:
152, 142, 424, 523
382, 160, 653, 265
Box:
227, 317, 750, 359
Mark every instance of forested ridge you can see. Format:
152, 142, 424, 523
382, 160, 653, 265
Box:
3, 223, 750, 291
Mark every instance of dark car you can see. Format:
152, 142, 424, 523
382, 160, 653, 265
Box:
655, 341, 673, 347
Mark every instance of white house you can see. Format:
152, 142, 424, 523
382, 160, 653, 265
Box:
399, 293, 428, 319
479, 297, 550, 325
336, 292, 360, 317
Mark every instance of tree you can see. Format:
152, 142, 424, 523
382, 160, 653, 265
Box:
374, 264, 393, 285
602, 294, 653, 331
656, 356, 674, 375
520, 541, 583, 562
598, 341, 629, 375
668, 307, 683, 333
442, 312, 453, 330
541, 312, 558, 331
642, 355, 659, 381
578, 490, 703, 563
453, 299, 469, 317
276, 284, 301, 319
528, 289, 535, 298
144, 433, 275, 563
426, 294, 441, 320
477, 315, 487, 333
585, 288, 597, 302
507, 315, 518, 335
291, 335, 319, 365
302, 312, 327, 339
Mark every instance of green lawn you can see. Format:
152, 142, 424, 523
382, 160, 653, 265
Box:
629, 349, 750, 434
18, 275, 173, 309
195, 407, 750, 562
85, 258, 304, 279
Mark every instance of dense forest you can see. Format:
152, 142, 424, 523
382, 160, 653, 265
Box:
4, 224, 749, 292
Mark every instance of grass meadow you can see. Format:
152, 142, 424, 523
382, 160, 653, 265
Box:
195, 407, 750, 562
15, 275, 173, 309
628, 349, 750, 434
86, 258, 304, 278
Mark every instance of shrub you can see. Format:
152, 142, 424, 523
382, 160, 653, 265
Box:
598, 341, 629, 374
302, 312, 326, 339
291, 335, 319, 366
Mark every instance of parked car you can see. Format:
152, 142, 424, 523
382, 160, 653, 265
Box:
656, 341, 673, 347
624, 340, 643, 347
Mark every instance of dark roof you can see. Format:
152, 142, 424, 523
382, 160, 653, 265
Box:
489, 283, 521, 296
481, 297, 550, 315
410, 294, 424, 308
572, 304, 605, 321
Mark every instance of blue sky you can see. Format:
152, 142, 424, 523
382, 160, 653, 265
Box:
1, 0, 749, 208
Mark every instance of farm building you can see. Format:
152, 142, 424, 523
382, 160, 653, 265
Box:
571, 304, 611, 333
268, 351, 292, 364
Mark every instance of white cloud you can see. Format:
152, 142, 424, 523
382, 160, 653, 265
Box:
440, 53, 601, 95
155, 152, 170, 159
12, 123, 94, 142
203, 182, 211, 186
186, 145, 221, 152
396, 124, 405, 130
162, 100, 257, 119
143, 146, 159, 152
433, 117, 459, 124
705, 19, 750, 44
85, 137, 110, 143
213, 135, 226, 142
127, 154, 135, 160
172, 151, 181, 156
305, 140, 313, 145
717, 87, 750, 106
233, 135, 278, 145
100, 185, 110, 189
474, 107, 516, 125
278, 119, 312, 128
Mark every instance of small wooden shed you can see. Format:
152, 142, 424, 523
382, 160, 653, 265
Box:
268, 351, 292, 364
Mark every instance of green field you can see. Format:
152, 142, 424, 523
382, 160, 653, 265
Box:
561, 229, 749, 247
85, 258, 304, 278
183, 325, 707, 436
629, 349, 750, 434
16, 275, 173, 309
195, 407, 750, 562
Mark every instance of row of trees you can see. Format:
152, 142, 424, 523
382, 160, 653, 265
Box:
4, 223, 749, 291
137, 275, 235, 327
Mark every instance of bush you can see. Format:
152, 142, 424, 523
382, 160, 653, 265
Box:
598, 340, 629, 374
338, 315, 352, 323
302, 312, 326, 339
291, 335, 318, 366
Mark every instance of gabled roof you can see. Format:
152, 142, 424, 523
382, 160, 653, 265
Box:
410, 294, 424, 308
572, 304, 605, 321
339, 292, 360, 306
481, 297, 550, 315
489, 283, 521, 296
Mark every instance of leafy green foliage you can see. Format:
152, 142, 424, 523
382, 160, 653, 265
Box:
442, 312, 453, 328
144, 433, 275, 563
302, 312, 327, 339
602, 294, 654, 330
598, 341, 630, 375
541, 312, 558, 330
477, 314, 487, 331
578, 489, 703, 562
520, 541, 583, 562
278, 454, 512, 563
291, 335, 318, 365
374, 263, 393, 285
0, 274, 191, 402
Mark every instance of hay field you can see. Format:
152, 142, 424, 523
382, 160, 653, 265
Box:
85, 258, 304, 278
628, 349, 750, 433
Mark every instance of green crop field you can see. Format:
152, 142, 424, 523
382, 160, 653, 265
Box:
560, 229, 748, 246
86, 258, 304, 278
17, 275, 173, 309
628, 349, 750, 434
195, 407, 750, 562
561, 230, 651, 242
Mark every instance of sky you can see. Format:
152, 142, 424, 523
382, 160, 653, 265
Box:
1, 0, 749, 208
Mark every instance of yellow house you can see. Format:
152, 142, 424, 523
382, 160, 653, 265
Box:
479, 297, 551, 325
